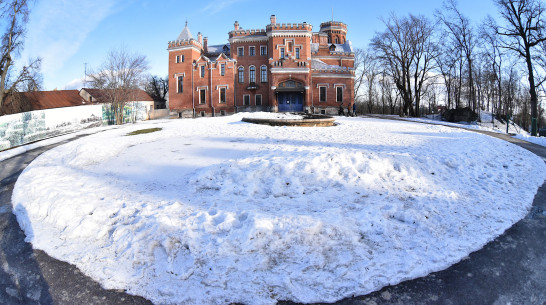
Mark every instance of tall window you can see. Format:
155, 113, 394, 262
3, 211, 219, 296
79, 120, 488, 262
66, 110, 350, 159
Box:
220, 88, 226, 103
181, 55, 185, 62
335, 37, 339, 44
244, 95, 250, 106
249, 46, 255, 56
255, 94, 262, 106
288, 41, 293, 52
260, 46, 267, 56
176, 55, 180, 63
237, 47, 244, 57
238, 66, 244, 83
177, 76, 183, 93
199, 89, 206, 104
336, 87, 343, 102
249, 66, 256, 83
295, 48, 300, 59
280, 47, 285, 59
260, 66, 267, 83
200, 65, 205, 78
221, 64, 225, 76
319, 86, 327, 102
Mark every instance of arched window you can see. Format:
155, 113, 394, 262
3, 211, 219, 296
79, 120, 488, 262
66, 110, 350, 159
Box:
249, 66, 256, 83
238, 66, 244, 83
260, 66, 267, 83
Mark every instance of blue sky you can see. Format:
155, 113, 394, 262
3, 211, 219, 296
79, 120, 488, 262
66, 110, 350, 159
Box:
19, 0, 499, 91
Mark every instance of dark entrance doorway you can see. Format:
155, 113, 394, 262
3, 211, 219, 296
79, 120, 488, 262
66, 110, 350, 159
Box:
278, 92, 303, 112
276, 80, 305, 112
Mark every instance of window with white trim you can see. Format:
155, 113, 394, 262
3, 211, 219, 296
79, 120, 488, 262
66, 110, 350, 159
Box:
199, 89, 206, 104
260, 46, 267, 56
200, 65, 205, 78
237, 47, 244, 57
249, 46, 255, 56
176, 55, 180, 63
295, 47, 300, 59
220, 64, 225, 76
280, 47, 285, 59
336, 87, 343, 102
243, 95, 250, 106
219, 87, 226, 103
260, 66, 267, 83
181, 55, 185, 62
255, 94, 262, 106
319, 86, 327, 102
177, 76, 183, 93
238, 66, 244, 83
249, 66, 256, 83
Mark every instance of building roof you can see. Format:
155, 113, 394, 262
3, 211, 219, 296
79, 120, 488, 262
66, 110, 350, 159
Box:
207, 44, 230, 55
2, 90, 85, 115
177, 21, 193, 41
311, 41, 353, 54
311, 59, 343, 70
80, 88, 154, 104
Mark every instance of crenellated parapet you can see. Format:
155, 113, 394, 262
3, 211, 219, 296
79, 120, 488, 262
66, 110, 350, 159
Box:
228, 29, 267, 38
167, 39, 203, 50
319, 21, 347, 31
266, 23, 313, 32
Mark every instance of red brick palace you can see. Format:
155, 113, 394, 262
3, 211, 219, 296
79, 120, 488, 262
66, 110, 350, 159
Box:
167, 15, 355, 117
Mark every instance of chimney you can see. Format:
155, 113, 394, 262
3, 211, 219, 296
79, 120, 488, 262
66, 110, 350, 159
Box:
204, 37, 208, 53
197, 32, 202, 44
234, 21, 239, 31
270, 15, 276, 24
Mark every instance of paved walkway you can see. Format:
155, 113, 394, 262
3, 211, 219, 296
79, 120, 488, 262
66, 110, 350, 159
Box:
0, 118, 544, 305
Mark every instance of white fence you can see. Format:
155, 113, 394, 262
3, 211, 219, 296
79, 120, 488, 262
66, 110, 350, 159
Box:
0, 103, 151, 152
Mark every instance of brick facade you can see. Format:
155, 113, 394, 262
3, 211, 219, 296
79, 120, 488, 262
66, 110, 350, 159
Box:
168, 16, 355, 117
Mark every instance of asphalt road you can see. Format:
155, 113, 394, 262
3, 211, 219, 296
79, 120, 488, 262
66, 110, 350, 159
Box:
0, 120, 544, 305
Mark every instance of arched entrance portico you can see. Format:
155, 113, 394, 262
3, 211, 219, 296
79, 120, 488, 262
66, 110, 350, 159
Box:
276, 80, 305, 112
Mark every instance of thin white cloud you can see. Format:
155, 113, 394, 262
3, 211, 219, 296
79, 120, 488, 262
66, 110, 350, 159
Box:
201, 0, 247, 15
21, 0, 118, 79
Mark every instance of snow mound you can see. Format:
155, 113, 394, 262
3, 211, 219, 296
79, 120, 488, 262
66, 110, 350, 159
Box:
11, 114, 546, 305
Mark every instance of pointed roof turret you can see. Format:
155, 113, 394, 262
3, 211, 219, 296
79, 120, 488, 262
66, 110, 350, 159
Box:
177, 20, 193, 41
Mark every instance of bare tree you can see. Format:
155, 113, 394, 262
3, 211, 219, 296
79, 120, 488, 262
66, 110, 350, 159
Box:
437, 0, 478, 111
144, 75, 168, 108
88, 47, 149, 125
493, 0, 546, 135
0, 0, 42, 115
371, 14, 438, 117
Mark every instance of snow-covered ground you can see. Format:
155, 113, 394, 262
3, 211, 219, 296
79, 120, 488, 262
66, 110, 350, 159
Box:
0, 125, 118, 162
398, 111, 546, 147
11, 114, 546, 305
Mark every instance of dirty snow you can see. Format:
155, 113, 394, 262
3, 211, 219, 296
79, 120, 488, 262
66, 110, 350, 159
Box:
11, 114, 546, 305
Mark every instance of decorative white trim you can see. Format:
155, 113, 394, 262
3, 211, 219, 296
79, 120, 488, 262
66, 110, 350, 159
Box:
270, 68, 310, 74
216, 85, 229, 90
196, 86, 209, 91
237, 46, 244, 56
267, 31, 312, 38
229, 36, 269, 44
271, 86, 277, 90
173, 72, 186, 78
334, 84, 347, 89
316, 83, 330, 88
